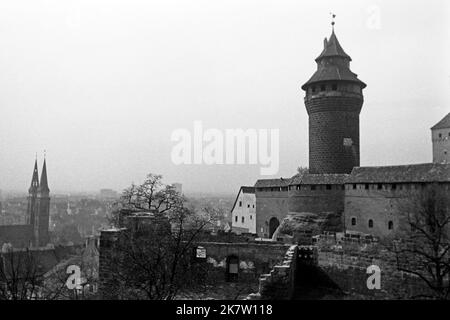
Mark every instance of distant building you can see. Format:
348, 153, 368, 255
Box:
230, 186, 256, 234
0, 158, 50, 248
172, 183, 182, 195
99, 189, 119, 200
431, 112, 450, 164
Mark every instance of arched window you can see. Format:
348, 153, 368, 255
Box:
368, 219, 374, 228
388, 221, 394, 230
351, 217, 356, 226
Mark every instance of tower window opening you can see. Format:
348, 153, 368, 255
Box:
320, 85, 326, 92
311, 86, 316, 93
239, 201, 242, 207
368, 219, 374, 228
391, 184, 397, 190
439, 133, 442, 138
353, 184, 357, 190
326, 184, 332, 190
377, 184, 383, 190
311, 185, 316, 191
388, 221, 394, 230
332, 83, 338, 91
235, 216, 238, 223
242, 217, 245, 223
365, 184, 369, 190
351, 217, 356, 226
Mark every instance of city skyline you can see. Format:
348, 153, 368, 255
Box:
0, 0, 449, 194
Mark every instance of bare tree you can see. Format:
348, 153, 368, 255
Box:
105, 173, 215, 300
390, 184, 450, 299
297, 166, 309, 175
0, 248, 66, 300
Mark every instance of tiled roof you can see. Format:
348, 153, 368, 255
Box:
316, 31, 351, 61
347, 163, 450, 183
254, 178, 291, 188
431, 113, 450, 130
303, 65, 365, 87
290, 173, 348, 185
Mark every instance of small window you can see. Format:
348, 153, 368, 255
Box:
365, 184, 369, 190
326, 184, 332, 190
391, 184, 397, 190
320, 85, 326, 91
331, 83, 338, 91
239, 201, 242, 207
311, 86, 316, 93
388, 221, 394, 230
342, 185, 345, 190
247, 204, 250, 208
368, 219, 374, 228
351, 217, 356, 226
311, 185, 316, 191
377, 184, 382, 190
353, 184, 357, 190
250, 215, 252, 220
252, 204, 255, 208
439, 133, 442, 138
242, 217, 245, 223
235, 216, 238, 223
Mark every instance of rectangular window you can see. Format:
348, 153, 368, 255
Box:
353, 184, 357, 190
241, 217, 245, 223
239, 201, 242, 207
377, 184, 382, 190
326, 184, 332, 190
235, 216, 238, 223
311, 185, 316, 191
247, 204, 250, 208
365, 184, 369, 190
250, 215, 252, 220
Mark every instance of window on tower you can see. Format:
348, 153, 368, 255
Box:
332, 83, 338, 91
320, 85, 326, 91
311, 86, 316, 93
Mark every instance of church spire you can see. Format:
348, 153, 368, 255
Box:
29, 158, 40, 194
39, 157, 49, 194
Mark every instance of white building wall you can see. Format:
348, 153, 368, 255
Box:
231, 191, 256, 234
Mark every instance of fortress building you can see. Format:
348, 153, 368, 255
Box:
0, 158, 50, 248
302, 28, 366, 174
431, 112, 450, 164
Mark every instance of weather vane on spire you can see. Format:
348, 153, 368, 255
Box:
330, 12, 336, 30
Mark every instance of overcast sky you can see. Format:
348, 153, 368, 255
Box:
0, 0, 449, 195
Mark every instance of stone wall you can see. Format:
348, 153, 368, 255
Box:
247, 245, 298, 300
315, 234, 428, 299
255, 190, 289, 238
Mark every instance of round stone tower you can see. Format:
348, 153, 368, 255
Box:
302, 28, 366, 174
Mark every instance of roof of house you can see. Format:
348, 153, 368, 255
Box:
347, 163, 450, 183
254, 178, 291, 188
230, 186, 256, 213
431, 113, 450, 130
290, 173, 349, 185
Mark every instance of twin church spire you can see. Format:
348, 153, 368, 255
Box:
29, 156, 49, 195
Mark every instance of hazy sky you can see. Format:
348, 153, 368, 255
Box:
0, 0, 449, 194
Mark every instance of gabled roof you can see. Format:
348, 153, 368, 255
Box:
431, 113, 450, 130
230, 186, 255, 213
347, 163, 450, 183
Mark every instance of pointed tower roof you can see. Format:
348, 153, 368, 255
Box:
29, 159, 40, 194
302, 28, 366, 90
39, 158, 50, 193
315, 30, 352, 62
431, 113, 450, 130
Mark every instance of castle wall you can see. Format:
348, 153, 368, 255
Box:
288, 184, 345, 217
255, 190, 289, 238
